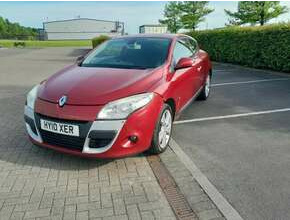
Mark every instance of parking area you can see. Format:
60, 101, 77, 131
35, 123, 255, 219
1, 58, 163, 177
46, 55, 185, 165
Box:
1, 47, 290, 220
0, 48, 176, 220
172, 63, 290, 220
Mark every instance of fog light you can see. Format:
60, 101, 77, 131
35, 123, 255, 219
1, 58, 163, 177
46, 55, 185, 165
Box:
129, 135, 138, 143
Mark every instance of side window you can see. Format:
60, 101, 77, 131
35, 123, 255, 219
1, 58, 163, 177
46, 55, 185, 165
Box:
170, 41, 193, 72
187, 38, 198, 54
180, 37, 198, 54
171, 41, 193, 68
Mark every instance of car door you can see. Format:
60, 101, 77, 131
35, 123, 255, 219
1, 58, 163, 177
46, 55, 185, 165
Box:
183, 37, 205, 91
169, 40, 198, 110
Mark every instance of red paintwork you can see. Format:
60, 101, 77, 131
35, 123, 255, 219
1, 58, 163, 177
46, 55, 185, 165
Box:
31, 34, 212, 158
33, 94, 163, 158
38, 66, 164, 105
175, 57, 194, 70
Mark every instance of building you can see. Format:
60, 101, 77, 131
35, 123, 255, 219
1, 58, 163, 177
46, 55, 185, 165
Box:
43, 18, 124, 40
139, 25, 168, 34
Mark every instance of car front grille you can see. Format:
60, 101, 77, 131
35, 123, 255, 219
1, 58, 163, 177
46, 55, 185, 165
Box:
34, 113, 92, 151
40, 130, 86, 151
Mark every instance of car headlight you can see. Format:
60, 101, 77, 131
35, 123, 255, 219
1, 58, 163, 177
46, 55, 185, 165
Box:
98, 93, 154, 119
26, 85, 39, 110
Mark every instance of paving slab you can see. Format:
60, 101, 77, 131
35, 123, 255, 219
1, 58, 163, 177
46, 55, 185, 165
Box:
0, 48, 176, 220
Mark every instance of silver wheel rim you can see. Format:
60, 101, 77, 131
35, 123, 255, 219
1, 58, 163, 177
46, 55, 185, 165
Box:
158, 109, 172, 149
205, 75, 210, 97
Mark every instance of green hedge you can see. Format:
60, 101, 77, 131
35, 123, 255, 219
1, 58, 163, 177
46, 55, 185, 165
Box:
92, 35, 110, 48
189, 23, 290, 72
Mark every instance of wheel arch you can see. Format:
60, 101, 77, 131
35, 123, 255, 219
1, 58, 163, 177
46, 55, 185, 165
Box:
209, 68, 213, 77
164, 98, 176, 119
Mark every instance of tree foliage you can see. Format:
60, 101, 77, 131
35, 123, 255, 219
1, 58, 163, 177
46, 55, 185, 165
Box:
225, 1, 288, 26
179, 1, 214, 31
92, 35, 110, 48
159, 1, 183, 33
0, 16, 37, 40
160, 1, 214, 33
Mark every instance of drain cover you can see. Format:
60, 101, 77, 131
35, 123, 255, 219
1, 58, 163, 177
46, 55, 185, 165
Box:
147, 155, 197, 220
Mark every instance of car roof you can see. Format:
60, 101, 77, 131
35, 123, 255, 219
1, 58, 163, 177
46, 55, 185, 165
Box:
113, 33, 189, 40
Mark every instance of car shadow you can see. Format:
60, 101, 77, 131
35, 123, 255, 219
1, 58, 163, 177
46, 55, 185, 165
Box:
0, 132, 147, 171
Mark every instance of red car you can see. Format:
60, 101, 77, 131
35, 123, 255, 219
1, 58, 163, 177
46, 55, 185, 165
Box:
24, 34, 212, 158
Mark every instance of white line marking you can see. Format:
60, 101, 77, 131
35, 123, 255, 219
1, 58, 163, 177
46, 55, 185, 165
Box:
170, 139, 244, 220
174, 108, 290, 125
212, 78, 290, 87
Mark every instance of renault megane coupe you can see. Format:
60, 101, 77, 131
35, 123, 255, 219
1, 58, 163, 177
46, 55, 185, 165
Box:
24, 34, 212, 158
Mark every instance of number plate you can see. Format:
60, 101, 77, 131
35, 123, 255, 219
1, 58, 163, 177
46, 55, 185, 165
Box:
40, 119, 80, 137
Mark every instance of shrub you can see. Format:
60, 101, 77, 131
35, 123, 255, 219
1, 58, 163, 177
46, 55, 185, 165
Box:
14, 42, 26, 47
92, 35, 110, 48
189, 23, 290, 72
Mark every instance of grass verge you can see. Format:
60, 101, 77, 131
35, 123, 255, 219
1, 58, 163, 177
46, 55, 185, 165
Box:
0, 40, 92, 48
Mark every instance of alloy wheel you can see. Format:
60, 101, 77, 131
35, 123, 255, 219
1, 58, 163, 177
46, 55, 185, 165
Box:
158, 109, 172, 149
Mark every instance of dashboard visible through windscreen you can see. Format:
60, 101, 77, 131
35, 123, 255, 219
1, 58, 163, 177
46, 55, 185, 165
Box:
81, 37, 172, 69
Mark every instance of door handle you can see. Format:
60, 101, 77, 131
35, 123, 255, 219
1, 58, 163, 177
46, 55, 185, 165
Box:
197, 66, 202, 72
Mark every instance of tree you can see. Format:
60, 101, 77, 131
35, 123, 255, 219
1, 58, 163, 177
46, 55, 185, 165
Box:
0, 16, 37, 40
0, 17, 7, 38
225, 1, 289, 26
179, 1, 214, 31
159, 1, 183, 33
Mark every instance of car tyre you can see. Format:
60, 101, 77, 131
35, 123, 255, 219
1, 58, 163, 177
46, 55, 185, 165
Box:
197, 74, 211, 101
149, 103, 173, 154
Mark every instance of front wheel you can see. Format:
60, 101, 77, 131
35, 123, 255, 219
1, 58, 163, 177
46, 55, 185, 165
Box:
197, 74, 211, 101
149, 104, 173, 154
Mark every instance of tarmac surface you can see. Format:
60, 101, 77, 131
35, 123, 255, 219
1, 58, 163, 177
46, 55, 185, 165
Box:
173, 63, 290, 220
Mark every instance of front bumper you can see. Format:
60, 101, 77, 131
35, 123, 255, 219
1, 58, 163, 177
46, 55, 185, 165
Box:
24, 95, 163, 158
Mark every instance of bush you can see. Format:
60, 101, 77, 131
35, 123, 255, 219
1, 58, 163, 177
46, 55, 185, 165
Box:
92, 35, 110, 48
189, 23, 290, 72
14, 42, 26, 47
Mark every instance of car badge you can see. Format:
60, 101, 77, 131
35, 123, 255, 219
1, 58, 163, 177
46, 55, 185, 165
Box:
58, 95, 67, 107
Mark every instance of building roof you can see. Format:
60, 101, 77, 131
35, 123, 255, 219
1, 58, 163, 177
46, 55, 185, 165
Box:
139, 24, 167, 28
43, 18, 123, 25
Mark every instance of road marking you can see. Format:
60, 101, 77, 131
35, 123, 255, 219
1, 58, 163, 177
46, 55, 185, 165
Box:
174, 108, 290, 125
212, 78, 290, 87
170, 139, 244, 220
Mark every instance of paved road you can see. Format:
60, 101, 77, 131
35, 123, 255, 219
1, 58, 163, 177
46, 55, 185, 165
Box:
173, 63, 290, 220
0, 48, 175, 220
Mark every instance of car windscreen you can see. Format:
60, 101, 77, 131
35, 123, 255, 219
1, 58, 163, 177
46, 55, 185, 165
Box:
81, 37, 172, 69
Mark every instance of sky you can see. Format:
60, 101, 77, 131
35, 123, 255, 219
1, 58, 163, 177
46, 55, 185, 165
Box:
0, 1, 289, 33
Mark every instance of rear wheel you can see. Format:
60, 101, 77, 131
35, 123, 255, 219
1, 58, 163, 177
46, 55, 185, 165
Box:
197, 74, 211, 101
149, 104, 173, 154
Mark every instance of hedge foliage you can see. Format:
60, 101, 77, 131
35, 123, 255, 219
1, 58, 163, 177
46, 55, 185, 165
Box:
189, 23, 290, 72
92, 35, 110, 48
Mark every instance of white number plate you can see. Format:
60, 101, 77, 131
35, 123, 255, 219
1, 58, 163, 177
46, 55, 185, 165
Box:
40, 119, 80, 137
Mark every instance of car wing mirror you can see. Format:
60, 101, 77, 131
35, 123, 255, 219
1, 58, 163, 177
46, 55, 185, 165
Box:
174, 57, 193, 70
76, 55, 85, 65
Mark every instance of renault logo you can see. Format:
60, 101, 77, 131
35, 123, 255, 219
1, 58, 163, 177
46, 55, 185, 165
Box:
58, 96, 67, 107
